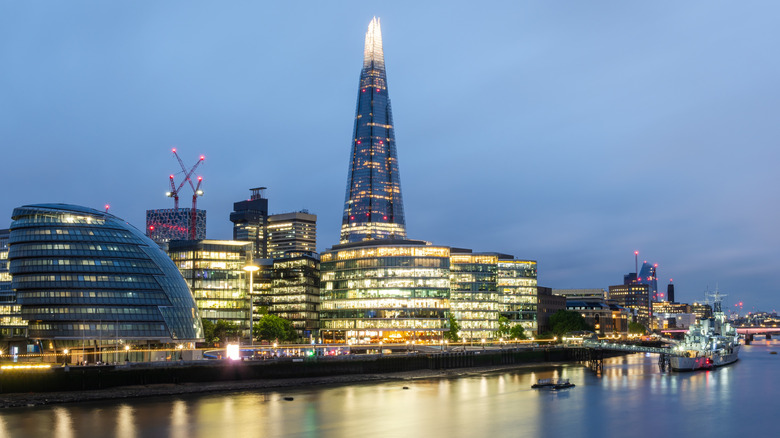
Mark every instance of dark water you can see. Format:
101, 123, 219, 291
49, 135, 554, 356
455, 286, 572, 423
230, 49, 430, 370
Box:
2, 340, 779, 438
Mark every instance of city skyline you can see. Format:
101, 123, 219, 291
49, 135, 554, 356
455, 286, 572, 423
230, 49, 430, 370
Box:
2, 2, 780, 310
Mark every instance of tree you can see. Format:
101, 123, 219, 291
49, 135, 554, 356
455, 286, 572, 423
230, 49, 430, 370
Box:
509, 324, 527, 340
496, 316, 511, 338
254, 315, 298, 343
443, 313, 460, 342
548, 310, 594, 338
628, 322, 647, 334
200, 319, 242, 346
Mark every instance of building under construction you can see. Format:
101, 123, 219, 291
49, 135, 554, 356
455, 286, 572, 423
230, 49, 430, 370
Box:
146, 149, 206, 244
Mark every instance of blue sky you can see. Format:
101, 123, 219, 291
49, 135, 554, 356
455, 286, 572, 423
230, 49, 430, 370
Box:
2, 1, 779, 311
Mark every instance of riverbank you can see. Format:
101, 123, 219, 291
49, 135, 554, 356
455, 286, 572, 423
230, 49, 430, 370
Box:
0, 361, 574, 409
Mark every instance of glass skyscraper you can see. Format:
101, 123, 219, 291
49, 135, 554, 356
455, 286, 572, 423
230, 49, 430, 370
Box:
341, 17, 406, 244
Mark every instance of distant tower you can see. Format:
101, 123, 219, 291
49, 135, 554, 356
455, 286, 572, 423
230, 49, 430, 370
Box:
667, 280, 675, 303
230, 187, 269, 258
638, 261, 659, 301
340, 17, 407, 244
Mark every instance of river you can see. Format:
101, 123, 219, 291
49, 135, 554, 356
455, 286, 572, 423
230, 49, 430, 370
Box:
1, 339, 778, 438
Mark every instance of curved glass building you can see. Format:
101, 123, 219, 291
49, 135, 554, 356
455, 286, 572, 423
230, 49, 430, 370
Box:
8, 204, 204, 345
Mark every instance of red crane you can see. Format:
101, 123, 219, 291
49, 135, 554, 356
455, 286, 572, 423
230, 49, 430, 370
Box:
165, 148, 205, 239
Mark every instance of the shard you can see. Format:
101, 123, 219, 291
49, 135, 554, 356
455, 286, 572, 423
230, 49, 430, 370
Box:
340, 17, 407, 244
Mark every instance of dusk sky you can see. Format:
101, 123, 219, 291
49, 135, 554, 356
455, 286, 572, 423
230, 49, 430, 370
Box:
3, 2, 779, 312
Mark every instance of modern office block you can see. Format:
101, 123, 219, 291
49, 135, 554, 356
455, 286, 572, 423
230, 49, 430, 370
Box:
340, 18, 407, 243
229, 187, 269, 258
608, 283, 651, 326
8, 204, 204, 350
497, 259, 538, 334
320, 240, 449, 343
450, 252, 499, 340
267, 212, 317, 259
146, 208, 206, 244
270, 254, 320, 339
167, 240, 253, 333
0, 229, 26, 340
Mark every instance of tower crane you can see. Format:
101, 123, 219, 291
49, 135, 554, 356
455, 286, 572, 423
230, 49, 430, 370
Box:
165, 148, 205, 240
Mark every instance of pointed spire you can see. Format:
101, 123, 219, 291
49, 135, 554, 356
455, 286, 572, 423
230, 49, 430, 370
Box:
363, 17, 385, 71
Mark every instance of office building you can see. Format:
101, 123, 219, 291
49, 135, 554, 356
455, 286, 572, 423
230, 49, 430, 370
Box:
450, 252, 499, 341
667, 280, 675, 303
553, 288, 606, 302
608, 283, 651, 326
167, 240, 253, 333
692, 302, 713, 320
566, 300, 614, 335
229, 187, 269, 258
8, 204, 204, 354
638, 262, 659, 301
536, 286, 566, 334
497, 259, 538, 335
340, 18, 406, 244
0, 229, 26, 340
320, 240, 450, 343
146, 208, 206, 244
267, 212, 317, 259
269, 254, 320, 339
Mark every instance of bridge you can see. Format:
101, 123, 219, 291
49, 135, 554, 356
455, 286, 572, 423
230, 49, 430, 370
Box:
661, 326, 779, 344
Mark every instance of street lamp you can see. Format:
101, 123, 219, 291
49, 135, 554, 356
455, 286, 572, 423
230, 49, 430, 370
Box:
243, 264, 260, 347
125, 345, 130, 362
63, 349, 69, 365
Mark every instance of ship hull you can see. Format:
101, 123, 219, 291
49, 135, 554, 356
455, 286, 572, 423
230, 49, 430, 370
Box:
670, 349, 739, 371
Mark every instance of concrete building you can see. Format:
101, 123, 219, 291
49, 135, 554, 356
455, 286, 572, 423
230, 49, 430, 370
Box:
608, 283, 651, 326
267, 212, 317, 259
537, 286, 566, 334
553, 288, 606, 302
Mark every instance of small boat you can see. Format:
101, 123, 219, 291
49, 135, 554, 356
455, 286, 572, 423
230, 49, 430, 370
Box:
532, 378, 575, 389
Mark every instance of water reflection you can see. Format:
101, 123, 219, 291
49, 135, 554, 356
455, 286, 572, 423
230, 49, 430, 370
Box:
1, 342, 778, 437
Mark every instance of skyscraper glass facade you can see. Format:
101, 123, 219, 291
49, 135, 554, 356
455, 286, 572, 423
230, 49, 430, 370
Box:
497, 259, 538, 334
8, 204, 204, 343
167, 240, 252, 332
341, 17, 406, 244
146, 208, 206, 244
270, 255, 320, 339
450, 253, 499, 340
0, 229, 26, 339
320, 241, 449, 342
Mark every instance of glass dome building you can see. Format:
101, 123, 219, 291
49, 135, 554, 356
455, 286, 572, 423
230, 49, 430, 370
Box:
8, 204, 204, 346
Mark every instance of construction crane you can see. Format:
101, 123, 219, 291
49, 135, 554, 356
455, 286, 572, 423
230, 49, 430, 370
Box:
165, 148, 205, 239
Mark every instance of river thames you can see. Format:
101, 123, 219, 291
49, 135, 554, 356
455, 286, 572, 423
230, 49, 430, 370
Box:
1, 339, 778, 438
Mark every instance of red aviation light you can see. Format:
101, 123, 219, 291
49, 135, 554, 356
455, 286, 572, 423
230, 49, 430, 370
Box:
172, 148, 177, 153
383, 216, 387, 220
200, 155, 205, 161
149, 226, 155, 230
198, 176, 203, 181
376, 88, 380, 92
170, 175, 174, 179
634, 251, 639, 255
357, 140, 361, 144
350, 216, 354, 220
362, 89, 365, 93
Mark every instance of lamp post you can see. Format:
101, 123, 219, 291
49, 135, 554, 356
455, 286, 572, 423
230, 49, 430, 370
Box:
243, 264, 260, 347
125, 345, 130, 362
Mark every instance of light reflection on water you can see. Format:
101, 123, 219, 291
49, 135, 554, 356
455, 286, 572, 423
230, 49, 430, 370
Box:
1, 341, 779, 438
